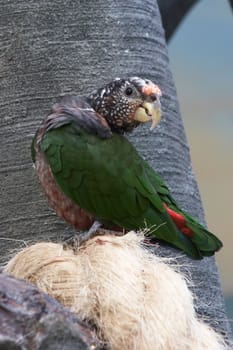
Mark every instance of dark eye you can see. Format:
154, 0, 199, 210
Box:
125, 87, 133, 96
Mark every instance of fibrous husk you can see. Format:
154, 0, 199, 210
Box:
4, 231, 228, 350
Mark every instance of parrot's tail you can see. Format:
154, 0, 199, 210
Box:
164, 204, 223, 257
185, 215, 223, 257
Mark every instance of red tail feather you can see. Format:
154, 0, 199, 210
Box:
163, 203, 192, 237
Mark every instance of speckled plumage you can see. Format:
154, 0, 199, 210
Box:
32, 77, 222, 259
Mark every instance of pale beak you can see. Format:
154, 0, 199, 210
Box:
134, 99, 162, 130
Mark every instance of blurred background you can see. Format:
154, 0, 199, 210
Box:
167, 0, 233, 330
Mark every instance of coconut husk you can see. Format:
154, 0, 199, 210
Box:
4, 231, 228, 350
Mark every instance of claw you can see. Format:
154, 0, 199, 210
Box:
63, 220, 125, 253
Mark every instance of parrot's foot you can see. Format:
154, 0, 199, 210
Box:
63, 220, 125, 253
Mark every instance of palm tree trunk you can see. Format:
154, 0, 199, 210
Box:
0, 0, 232, 347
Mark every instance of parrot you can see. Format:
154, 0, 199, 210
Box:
32, 77, 222, 259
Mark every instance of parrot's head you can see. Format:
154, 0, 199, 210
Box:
88, 77, 162, 133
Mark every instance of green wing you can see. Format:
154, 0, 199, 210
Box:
41, 122, 165, 223
143, 161, 222, 256
41, 122, 203, 258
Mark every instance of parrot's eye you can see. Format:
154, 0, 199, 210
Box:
125, 87, 133, 96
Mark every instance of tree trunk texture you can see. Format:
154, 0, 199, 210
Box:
157, 0, 199, 41
0, 274, 99, 350
0, 0, 232, 348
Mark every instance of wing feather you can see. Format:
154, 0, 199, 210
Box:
40, 119, 199, 257
41, 122, 165, 221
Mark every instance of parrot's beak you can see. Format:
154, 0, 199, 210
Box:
134, 100, 162, 130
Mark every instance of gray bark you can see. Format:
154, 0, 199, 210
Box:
0, 0, 232, 348
0, 273, 99, 350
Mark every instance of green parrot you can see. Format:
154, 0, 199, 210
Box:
32, 77, 222, 259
